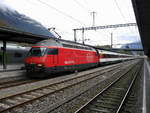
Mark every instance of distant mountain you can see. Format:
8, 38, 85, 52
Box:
0, 4, 55, 38
121, 41, 143, 49
121, 41, 143, 55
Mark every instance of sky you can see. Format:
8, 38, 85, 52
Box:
1, 0, 141, 47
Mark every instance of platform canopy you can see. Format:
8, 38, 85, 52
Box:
132, 0, 150, 56
0, 4, 56, 44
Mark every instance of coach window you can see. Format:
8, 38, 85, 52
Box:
14, 52, 22, 58
0, 54, 2, 65
47, 48, 58, 55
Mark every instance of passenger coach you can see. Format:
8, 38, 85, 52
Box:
98, 50, 133, 64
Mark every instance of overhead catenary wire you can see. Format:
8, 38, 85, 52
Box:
27, 0, 139, 47
124, 7, 137, 35
45, 25, 74, 39
72, 0, 109, 39
26, 0, 74, 40
113, 0, 137, 39
45, 25, 73, 36
72, 0, 91, 13
36, 0, 86, 26
71, 0, 110, 44
114, 0, 127, 23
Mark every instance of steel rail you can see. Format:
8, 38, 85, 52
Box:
116, 62, 142, 113
0, 79, 39, 90
0, 61, 129, 112
74, 61, 141, 113
0, 61, 125, 100
43, 61, 140, 113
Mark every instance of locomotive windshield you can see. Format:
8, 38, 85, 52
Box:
27, 47, 46, 56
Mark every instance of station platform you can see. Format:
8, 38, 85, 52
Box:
0, 70, 25, 79
0, 64, 26, 82
0, 64, 26, 83
143, 58, 150, 113
0, 64, 25, 72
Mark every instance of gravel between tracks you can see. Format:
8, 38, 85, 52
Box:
0, 61, 128, 100
48, 61, 139, 113
7, 60, 139, 113
0, 60, 139, 113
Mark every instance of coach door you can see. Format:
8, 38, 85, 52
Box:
52, 48, 58, 66
47, 48, 58, 66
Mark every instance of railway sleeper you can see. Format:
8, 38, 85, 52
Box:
94, 103, 118, 110
104, 90, 125, 94
0, 103, 10, 110
125, 99, 137, 105
127, 96, 137, 101
105, 90, 126, 95
100, 97, 121, 103
96, 100, 119, 106
123, 103, 135, 109
90, 107, 114, 113
35, 89, 50, 94
13, 97, 30, 102
102, 93, 124, 98
92, 103, 117, 109
101, 95, 123, 100
107, 87, 126, 92
89, 107, 110, 113
29, 92, 43, 97
123, 109, 134, 113
4, 99, 19, 105
21, 94, 37, 99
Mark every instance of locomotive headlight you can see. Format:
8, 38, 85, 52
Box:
37, 64, 44, 67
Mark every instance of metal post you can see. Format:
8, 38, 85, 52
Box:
82, 28, 84, 44
111, 33, 113, 48
74, 29, 77, 42
2, 40, 6, 70
91, 11, 96, 26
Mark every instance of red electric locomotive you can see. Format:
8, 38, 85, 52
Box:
24, 39, 99, 77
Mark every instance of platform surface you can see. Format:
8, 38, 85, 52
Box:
143, 58, 150, 113
0, 64, 24, 72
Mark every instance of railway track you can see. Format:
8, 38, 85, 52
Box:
0, 61, 124, 90
0, 60, 140, 113
74, 60, 143, 113
118, 62, 143, 113
0, 79, 39, 90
